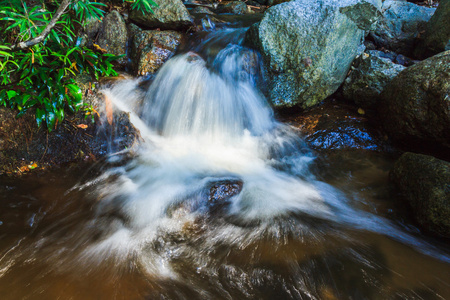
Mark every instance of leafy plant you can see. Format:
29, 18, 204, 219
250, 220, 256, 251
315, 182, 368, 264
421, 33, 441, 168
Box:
127, 0, 158, 14
0, 0, 156, 131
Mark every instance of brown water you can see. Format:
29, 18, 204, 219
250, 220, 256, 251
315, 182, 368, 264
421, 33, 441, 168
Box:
0, 152, 448, 300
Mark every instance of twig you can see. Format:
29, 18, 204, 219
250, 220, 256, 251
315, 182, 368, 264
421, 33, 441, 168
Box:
10, 0, 72, 51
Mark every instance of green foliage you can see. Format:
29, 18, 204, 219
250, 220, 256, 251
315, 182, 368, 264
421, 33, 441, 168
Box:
0, 0, 156, 131
127, 0, 158, 14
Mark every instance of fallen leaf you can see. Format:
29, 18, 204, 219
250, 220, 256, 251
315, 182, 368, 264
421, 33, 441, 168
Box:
93, 43, 107, 53
76, 124, 88, 129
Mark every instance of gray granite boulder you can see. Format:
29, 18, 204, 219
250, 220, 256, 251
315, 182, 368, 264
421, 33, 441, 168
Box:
97, 11, 128, 64
370, 0, 435, 56
415, 0, 450, 59
343, 52, 405, 111
391, 152, 450, 237
130, 0, 194, 31
246, 0, 381, 109
379, 50, 450, 152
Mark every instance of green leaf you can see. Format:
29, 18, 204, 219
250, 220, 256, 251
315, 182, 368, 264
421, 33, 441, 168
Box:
36, 108, 45, 127
6, 90, 17, 99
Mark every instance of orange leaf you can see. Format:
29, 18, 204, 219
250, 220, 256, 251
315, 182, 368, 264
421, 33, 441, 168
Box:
76, 124, 88, 129
104, 94, 113, 125
93, 43, 107, 53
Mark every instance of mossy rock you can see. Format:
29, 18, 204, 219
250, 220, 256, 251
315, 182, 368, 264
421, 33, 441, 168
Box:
391, 152, 450, 237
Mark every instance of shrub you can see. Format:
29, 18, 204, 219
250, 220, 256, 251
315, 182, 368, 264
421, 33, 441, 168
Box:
0, 0, 156, 130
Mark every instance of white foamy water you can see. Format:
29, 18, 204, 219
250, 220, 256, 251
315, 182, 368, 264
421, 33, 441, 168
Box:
87, 30, 450, 277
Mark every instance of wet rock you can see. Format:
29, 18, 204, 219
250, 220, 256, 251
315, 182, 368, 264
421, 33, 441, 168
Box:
129, 0, 194, 31
414, 0, 450, 59
131, 30, 183, 76
217, 1, 248, 14
208, 180, 243, 208
370, 0, 435, 57
391, 152, 450, 237
166, 178, 243, 218
343, 52, 405, 112
190, 6, 215, 15
284, 101, 387, 151
246, 0, 381, 109
379, 51, 450, 154
97, 11, 128, 65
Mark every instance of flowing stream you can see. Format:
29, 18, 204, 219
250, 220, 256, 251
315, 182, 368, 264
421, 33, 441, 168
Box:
0, 24, 449, 299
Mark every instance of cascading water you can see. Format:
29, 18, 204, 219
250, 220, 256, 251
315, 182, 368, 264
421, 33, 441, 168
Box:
0, 26, 449, 299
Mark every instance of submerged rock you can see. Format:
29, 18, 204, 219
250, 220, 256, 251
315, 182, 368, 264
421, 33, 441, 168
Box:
370, 0, 435, 57
246, 0, 381, 109
97, 11, 128, 65
391, 152, 450, 237
343, 52, 405, 112
285, 101, 387, 151
414, 0, 450, 59
129, 0, 194, 31
379, 50, 450, 154
131, 30, 183, 76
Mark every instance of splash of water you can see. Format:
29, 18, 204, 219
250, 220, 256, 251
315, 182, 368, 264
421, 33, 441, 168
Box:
90, 29, 450, 274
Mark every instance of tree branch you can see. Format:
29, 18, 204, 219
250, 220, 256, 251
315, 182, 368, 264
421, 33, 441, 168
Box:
10, 0, 72, 51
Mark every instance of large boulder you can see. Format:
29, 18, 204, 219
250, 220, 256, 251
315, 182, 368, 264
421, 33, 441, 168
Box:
97, 11, 128, 65
131, 30, 183, 76
414, 0, 450, 59
391, 152, 450, 237
379, 51, 450, 153
246, 0, 381, 109
370, 0, 435, 57
342, 52, 405, 111
129, 0, 194, 31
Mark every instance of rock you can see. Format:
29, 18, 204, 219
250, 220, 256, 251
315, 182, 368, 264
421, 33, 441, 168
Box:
246, 0, 381, 109
367, 49, 397, 62
208, 179, 243, 210
97, 11, 128, 65
166, 178, 243, 217
414, 0, 450, 58
370, 0, 435, 57
190, 6, 215, 15
217, 1, 248, 14
343, 52, 405, 111
379, 51, 450, 154
127, 23, 143, 40
129, 0, 194, 31
284, 100, 387, 151
394, 53, 414, 66
131, 30, 183, 76
83, 17, 102, 40
391, 152, 450, 237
